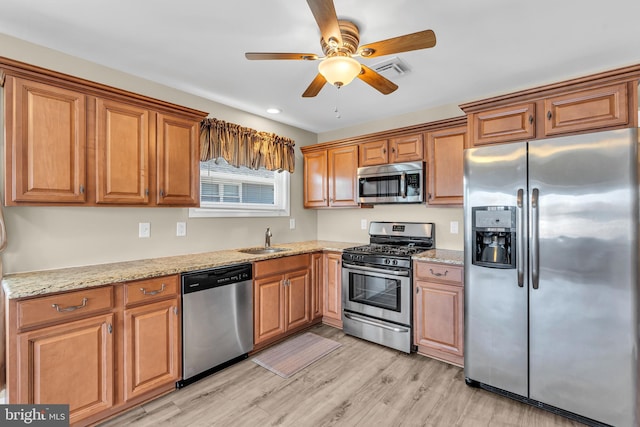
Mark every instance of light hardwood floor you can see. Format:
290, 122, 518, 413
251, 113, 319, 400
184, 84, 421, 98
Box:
99, 324, 584, 427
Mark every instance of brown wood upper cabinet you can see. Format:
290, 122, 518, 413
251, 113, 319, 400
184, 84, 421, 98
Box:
359, 133, 424, 166
425, 125, 466, 205
96, 98, 151, 204
303, 145, 359, 208
4, 76, 88, 204
1, 58, 207, 206
464, 76, 636, 147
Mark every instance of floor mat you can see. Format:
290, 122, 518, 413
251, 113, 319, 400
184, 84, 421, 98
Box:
252, 332, 342, 378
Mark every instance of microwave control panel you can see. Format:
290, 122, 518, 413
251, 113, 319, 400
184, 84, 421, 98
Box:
407, 173, 420, 196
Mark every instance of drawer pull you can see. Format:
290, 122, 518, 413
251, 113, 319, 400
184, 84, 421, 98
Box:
430, 269, 448, 277
51, 297, 88, 313
140, 283, 166, 296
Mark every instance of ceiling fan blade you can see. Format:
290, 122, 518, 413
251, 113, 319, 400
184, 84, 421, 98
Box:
245, 52, 319, 60
306, 0, 343, 47
358, 30, 436, 58
357, 64, 398, 95
302, 73, 327, 97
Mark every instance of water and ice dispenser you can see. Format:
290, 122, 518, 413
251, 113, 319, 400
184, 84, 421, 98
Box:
471, 206, 516, 269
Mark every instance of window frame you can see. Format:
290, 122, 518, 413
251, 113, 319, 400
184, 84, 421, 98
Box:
189, 160, 290, 218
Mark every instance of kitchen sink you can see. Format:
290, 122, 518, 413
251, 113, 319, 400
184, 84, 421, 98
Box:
237, 247, 290, 255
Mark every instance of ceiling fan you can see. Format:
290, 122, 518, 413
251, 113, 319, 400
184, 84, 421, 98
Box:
245, 0, 436, 97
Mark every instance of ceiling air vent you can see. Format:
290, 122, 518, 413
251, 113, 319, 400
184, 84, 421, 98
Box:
371, 57, 410, 78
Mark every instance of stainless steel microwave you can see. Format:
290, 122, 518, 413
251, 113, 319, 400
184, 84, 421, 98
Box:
357, 161, 424, 204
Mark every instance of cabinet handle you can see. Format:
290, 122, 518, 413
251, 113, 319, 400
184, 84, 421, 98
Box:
529, 114, 534, 124
174, 306, 178, 315
107, 323, 113, 334
145, 188, 149, 196
416, 287, 420, 294
429, 268, 448, 277
140, 283, 166, 296
160, 189, 165, 197
547, 111, 552, 120
80, 185, 85, 194
392, 147, 396, 153
382, 148, 386, 154
52, 297, 88, 312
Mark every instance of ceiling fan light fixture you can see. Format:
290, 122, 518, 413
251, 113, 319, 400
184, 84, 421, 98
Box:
318, 56, 361, 87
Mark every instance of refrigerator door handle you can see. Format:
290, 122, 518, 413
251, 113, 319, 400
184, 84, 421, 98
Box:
531, 188, 540, 289
517, 188, 525, 287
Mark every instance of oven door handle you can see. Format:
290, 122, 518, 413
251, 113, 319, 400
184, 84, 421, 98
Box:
344, 313, 410, 333
342, 262, 410, 277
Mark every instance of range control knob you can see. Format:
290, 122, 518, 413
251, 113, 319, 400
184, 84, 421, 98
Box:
392, 259, 398, 265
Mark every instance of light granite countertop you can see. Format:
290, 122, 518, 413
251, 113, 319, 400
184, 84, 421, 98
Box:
412, 248, 464, 265
2, 241, 464, 300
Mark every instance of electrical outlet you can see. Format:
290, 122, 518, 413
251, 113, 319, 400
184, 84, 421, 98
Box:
361, 219, 367, 230
176, 222, 187, 237
289, 218, 296, 230
450, 221, 459, 234
139, 222, 150, 238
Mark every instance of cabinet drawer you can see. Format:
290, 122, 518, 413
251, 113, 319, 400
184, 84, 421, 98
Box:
254, 254, 310, 278
414, 262, 463, 285
124, 275, 179, 306
17, 286, 114, 330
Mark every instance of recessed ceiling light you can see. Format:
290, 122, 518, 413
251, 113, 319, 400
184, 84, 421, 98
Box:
266, 107, 281, 114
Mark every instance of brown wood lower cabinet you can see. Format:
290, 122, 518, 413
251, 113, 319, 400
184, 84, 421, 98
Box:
413, 261, 464, 367
123, 297, 180, 402
253, 254, 319, 350
322, 251, 342, 328
16, 313, 115, 424
4, 275, 181, 426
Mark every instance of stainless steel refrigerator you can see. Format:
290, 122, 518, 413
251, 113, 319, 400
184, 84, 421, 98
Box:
463, 128, 639, 427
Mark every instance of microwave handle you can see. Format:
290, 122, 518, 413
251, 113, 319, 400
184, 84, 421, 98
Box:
400, 172, 407, 198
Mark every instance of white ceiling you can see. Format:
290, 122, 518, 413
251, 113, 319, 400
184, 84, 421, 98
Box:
1, 0, 639, 134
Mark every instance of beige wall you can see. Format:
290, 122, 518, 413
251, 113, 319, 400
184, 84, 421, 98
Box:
0, 34, 319, 274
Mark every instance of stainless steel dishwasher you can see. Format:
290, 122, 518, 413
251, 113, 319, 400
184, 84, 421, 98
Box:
177, 263, 253, 388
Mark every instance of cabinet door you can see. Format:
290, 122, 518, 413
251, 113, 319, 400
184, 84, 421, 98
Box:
310, 252, 324, 320
5, 76, 86, 204
414, 280, 464, 365
426, 126, 466, 205
359, 139, 388, 166
123, 298, 179, 401
17, 314, 114, 424
327, 145, 359, 207
156, 113, 199, 206
285, 269, 310, 331
543, 83, 629, 136
254, 275, 286, 345
95, 98, 150, 204
470, 102, 536, 146
389, 134, 424, 163
323, 252, 342, 328
303, 151, 328, 207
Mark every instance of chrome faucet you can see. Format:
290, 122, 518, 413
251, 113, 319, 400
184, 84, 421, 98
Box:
265, 227, 272, 248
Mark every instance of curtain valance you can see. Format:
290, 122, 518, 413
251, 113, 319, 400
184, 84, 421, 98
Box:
200, 118, 295, 173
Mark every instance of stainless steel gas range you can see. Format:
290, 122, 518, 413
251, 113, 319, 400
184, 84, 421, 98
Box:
342, 221, 435, 353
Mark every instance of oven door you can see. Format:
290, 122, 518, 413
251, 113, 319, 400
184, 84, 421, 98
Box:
341, 261, 411, 326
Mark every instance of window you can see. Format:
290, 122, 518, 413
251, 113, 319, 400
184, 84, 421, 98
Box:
189, 158, 290, 217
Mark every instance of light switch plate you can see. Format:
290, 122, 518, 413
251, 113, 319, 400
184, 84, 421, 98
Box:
361, 219, 367, 230
176, 222, 187, 237
289, 218, 296, 229
450, 221, 459, 234
139, 222, 150, 238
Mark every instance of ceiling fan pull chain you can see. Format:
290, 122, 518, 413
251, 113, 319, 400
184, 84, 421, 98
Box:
334, 86, 341, 119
